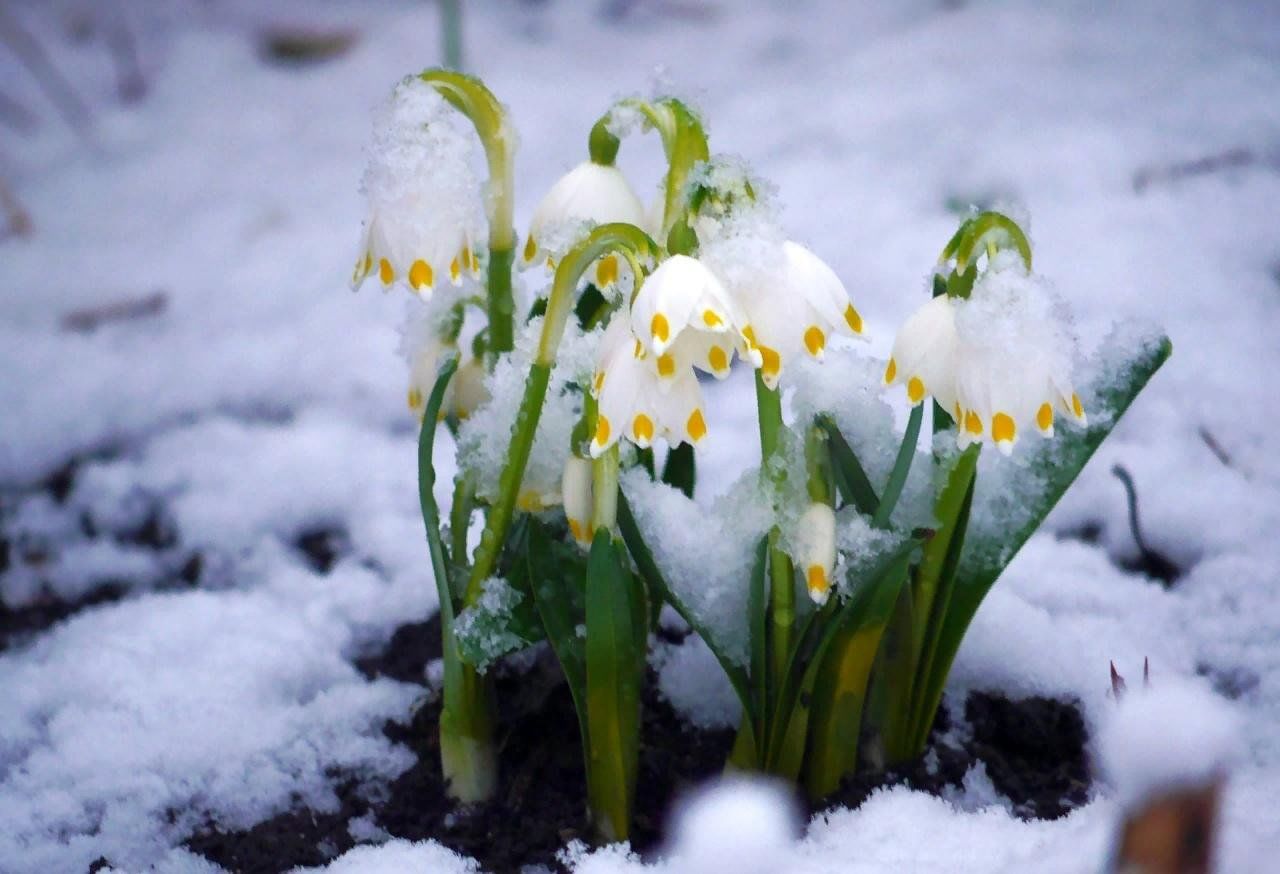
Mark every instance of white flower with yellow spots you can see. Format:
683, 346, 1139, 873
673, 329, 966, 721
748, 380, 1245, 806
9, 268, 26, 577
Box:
796, 503, 836, 605
629, 254, 753, 382
522, 160, 647, 289
352, 78, 486, 295
702, 235, 865, 389
400, 304, 457, 420
589, 309, 709, 457
561, 456, 594, 547
886, 255, 1086, 455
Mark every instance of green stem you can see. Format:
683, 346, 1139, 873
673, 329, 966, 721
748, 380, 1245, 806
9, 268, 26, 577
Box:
439, 0, 463, 70
755, 373, 794, 711
464, 223, 658, 605
417, 70, 516, 359
419, 358, 497, 802
587, 97, 709, 247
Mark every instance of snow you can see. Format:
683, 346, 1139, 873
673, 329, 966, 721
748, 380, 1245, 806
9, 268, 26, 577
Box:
3, 0, 1280, 871
293, 839, 478, 874
1098, 679, 1240, 809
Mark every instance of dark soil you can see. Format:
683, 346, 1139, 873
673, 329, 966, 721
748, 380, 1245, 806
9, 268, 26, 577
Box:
185, 618, 1092, 874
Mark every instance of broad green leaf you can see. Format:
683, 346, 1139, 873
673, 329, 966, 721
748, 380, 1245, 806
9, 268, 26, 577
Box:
818, 416, 880, 517
766, 538, 917, 779
919, 333, 1172, 737
617, 493, 759, 747
585, 531, 644, 843
526, 520, 589, 752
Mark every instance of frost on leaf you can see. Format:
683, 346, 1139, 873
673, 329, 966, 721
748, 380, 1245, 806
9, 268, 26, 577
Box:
454, 577, 534, 673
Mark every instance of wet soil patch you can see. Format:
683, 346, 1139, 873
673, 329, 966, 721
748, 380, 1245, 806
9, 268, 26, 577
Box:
185, 618, 1092, 873
822, 690, 1089, 821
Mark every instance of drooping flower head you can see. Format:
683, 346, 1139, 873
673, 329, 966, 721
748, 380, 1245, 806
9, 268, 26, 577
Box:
589, 308, 709, 457
522, 160, 647, 274
885, 211, 1085, 454
352, 77, 486, 295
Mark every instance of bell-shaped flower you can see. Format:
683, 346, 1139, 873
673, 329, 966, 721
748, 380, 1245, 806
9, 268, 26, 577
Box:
451, 356, 490, 421
796, 503, 837, 605
352, 78, 486, 296
400, 304, 456, 421
705, 238, 864, 390
628, 254, 754, 383
886, 256, 1086, 454
590, 310, 708, 457
522, 161, 646, 288
561, 456, 594, 547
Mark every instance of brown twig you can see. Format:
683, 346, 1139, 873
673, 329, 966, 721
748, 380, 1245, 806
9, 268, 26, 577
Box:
0, 4, 92, 137
0, 176, 33, 239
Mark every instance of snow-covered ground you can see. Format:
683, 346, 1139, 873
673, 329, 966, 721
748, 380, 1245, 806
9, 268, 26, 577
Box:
2, 0, 1279, 870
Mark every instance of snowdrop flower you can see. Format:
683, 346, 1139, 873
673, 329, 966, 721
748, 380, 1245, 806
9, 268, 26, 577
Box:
561, 456, 594, 547
522, 160, 646, 287
451, 356, 490, 420
400, 307, 456, 420
703, 235, 864, 390
796, 503, 836, 605
630, 254, 752, 382
352, 78, 486, 295
885, 255, 1086, 454
590, 309, 708, 457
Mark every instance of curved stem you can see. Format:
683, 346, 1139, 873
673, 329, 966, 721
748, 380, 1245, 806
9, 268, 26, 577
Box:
418, 69, 516, 358
464, 223, 658, 605
587, 97, 709, 248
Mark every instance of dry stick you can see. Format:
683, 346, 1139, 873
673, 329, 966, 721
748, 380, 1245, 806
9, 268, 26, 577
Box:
0, 4, 92, 137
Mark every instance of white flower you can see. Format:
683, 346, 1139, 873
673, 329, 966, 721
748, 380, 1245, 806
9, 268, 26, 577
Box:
400, 303, 456, 420
561, 456, 594, 547
885, 257, 1086, 454
590, 309, 708, 457
629, 254, 752, 383
704, 236, 864, 389
522, 161, 646, 286
451, 357, 490, 420
796, 503, 836, 605
352, 78, 486, 295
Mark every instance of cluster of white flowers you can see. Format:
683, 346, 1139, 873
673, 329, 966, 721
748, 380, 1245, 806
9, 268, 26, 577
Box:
885, 251, 1085, 455
354, 79, 1089, 606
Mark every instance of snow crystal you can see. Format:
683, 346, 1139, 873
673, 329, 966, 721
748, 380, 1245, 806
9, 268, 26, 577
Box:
293, 839, 479, 873
1098, 681, 1240, 809
789, 349, 935, 532
454, 576, 529, 673
622, 468, 771, 666
358, 77, 486, 277
651, 636, 740, 730
455, 317, 601, 508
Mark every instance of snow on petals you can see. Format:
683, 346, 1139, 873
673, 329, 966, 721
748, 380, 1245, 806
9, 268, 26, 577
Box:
887, 254, 1085, 455
352, 78, 485, 295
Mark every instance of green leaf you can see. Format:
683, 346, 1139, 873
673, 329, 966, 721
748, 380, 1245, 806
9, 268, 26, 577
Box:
906, 453, 977, 753
417, 356, 460, 676
918, 334, 1172, 741
585, 531, 644, 843
818, 416, 880, 517
661, 442, 696, 498
616, 493, 758, 744
748, 537, 769, 749
765, 537, 918, 779
527, 520, 590, 750
871, 402, 924, 529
